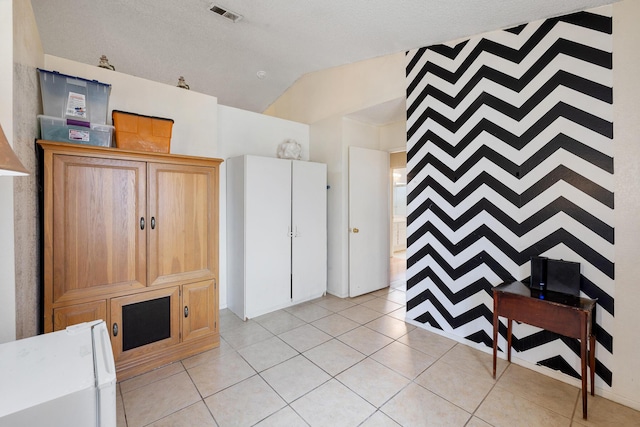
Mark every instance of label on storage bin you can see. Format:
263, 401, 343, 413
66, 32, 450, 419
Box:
66, 92, 87, 119
69, 129, 90, 142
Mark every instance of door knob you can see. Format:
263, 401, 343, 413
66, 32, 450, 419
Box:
352, 228, 359, 233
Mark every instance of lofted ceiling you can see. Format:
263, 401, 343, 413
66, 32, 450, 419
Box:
30, 0, 615, 116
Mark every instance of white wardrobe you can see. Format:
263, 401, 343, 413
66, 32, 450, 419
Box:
226, 155, 327, 319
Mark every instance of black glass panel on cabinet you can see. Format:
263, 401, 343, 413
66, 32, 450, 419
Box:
122, 296, 171, 351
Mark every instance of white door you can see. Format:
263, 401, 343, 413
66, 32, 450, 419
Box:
244, 156, 292, 317
349, 147, 390, 297
291, 161, 327, 303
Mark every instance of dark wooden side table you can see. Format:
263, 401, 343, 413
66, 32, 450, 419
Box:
492, 281, 597, 419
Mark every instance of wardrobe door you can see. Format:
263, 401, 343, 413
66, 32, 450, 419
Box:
53, 301, 108, 331
182, 279, 217, 342
291, 161, 327, 303
244, 156, 292, 318
48, 155, 147, 312
110, 286, 180, 362
147, 162, 217, 287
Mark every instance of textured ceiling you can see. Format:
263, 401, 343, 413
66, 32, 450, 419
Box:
30, 0, 615, 115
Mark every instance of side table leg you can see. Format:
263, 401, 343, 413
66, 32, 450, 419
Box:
590, 333, 596, 396
493, 299, 498, 379
581, 321, 588, 419
507, 319, 512, 362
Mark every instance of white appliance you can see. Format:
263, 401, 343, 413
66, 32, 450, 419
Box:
0, 320, 116, 427
227, 155, 327, 319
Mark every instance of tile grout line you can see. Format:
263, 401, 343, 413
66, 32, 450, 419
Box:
464, 357, 511, 426
250, 291, 412, 425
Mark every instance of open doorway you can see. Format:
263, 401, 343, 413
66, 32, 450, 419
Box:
390, 151, 406, 289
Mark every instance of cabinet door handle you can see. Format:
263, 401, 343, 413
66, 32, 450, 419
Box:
151, 216, 156, 230
184, 306, 189, 318
112, 323, 119, 337
140, 217, 145, 230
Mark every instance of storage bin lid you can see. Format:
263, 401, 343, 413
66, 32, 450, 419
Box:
38, 68, 112, 88
38, 115, 115, 131
112, 110, 174, 122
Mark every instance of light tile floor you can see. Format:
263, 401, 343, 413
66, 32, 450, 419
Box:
116, 284, 640, 427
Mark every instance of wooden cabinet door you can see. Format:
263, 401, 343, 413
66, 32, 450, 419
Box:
53, 300, 107, 331
50, 155, 147, 305
182, 280, 217, 342
110, 287, 180, 362
147, 163, 217, 286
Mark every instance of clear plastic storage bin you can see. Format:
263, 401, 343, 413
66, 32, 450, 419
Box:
38, 115, 114, 147
38, 69, 111, 124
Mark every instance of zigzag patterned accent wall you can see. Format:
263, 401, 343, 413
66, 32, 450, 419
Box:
405, 7, 614, 386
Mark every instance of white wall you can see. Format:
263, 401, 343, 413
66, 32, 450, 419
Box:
0, 0, 42, 342
264, 52, 406, 125
310, 116, 344, 296
307, 115, 405, 298
13, 0, 44, 339
343, 118, 380, 150
611, 0, 640, 410
0, 0, 16, 344
218, 105, 309, 161
217, 104, 310, 308
44, 56, 218, 158
380, 121, 407, 152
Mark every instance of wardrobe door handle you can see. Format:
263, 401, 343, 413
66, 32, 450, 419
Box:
151, 217, 156, 229
112, 323, 119, 337
184, 306, 189, 318
140, 217, 145, 230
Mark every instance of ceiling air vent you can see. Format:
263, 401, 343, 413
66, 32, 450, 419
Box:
210, 4, 243, 23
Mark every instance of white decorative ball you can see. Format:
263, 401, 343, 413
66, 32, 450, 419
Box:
277, 139, 302, 160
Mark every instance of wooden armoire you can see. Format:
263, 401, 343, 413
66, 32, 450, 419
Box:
38, 141, 222, 380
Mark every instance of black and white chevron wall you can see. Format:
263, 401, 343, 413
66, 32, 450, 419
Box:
405, 7, 614, 386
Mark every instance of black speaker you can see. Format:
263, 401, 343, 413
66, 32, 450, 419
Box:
547, 259, 581, 296
530, 256, 547, 290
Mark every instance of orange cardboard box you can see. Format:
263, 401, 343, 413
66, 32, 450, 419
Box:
112, 110, 173, 153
